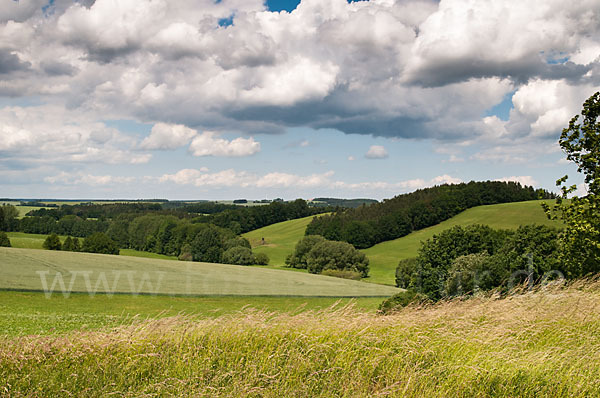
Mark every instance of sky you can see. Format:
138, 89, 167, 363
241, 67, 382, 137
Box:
0, 0, 599, 200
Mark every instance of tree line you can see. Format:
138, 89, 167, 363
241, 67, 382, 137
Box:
306, 181, 555, 249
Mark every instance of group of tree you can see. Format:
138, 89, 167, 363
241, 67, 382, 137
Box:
42, 234, 82, 252
285, 235, 369, 279
0, 205, 19, 231
0, 231, 11, 247
306, 181, 555, 249
383, 92, 600, 312
394, 224, 562, 301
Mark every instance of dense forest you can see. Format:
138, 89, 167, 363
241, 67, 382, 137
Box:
306, 181, 555, 249
0, 200, 328, 263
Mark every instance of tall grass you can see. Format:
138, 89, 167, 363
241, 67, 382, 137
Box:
2, 280, 600, 397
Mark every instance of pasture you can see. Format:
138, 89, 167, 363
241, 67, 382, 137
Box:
2, 280, 599, 396
0, 247, 399, 297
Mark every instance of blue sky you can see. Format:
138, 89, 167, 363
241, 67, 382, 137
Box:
0, 0, 596, 200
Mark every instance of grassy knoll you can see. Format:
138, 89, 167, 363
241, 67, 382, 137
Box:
363, 200, 561, 285
0, 290, 382, 336
243, 214, 319, 267
2, 280, 599, 397
0, 247, 399, 297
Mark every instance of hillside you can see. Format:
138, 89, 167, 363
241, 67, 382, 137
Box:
243, 200, 561, 285
243, 214, 319, 267
363, 200, 561, 285
0, 247, 398, 297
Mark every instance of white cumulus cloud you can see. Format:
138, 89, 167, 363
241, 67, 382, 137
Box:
189, 132, 261, 157
365, 145, 389, 159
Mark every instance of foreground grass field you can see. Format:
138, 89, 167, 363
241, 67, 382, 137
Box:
0, 290, 382, 336
2, 280, 599, 397
0, 247, 399, 297
363, 200, 561, 285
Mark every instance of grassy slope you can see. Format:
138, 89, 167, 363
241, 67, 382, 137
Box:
0, 290, 382, 336
363, 200, 561, 285
2, 281, 599, 397
243, 200, 561, 286
243, 214, 319, 267
0, 247, 399, 297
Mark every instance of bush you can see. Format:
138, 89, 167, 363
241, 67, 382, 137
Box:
253, 252, 269, 265
82, 232, 119, 255
43, 233, 62, 250
378, 290, 430, 314
395, 258, 418, 288
223, 236, 251, 251
321, 269, 362, 280
0, 231, 11, 247
285, 235, 326, 269
444, 252, 509, 297
62, 236, 81, 252
178, 244, 193, 261
306, 240, 369, 277
222, 246, 255, 266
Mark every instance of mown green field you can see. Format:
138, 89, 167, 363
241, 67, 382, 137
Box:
243, 214, 319, 267
2, 280, 599, 397
0, 290, 382, 336
0, 247, 399, 297
363, 200, 561, 285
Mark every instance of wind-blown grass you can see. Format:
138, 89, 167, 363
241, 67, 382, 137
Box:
2, 280, 599, 397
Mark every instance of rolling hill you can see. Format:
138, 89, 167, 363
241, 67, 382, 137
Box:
244, 200, 562, 285
0, 247, 399, 297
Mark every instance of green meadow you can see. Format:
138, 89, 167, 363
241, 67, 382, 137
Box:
0, 247, 399, 297
243, 214, 319, 267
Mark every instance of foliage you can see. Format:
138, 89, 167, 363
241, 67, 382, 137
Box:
397, 224, 562, 300
62, 236, 81, 252
395, 258, 417, 289
543, 92, 600, 277
222, 246, 255, 266
253, 252, 270, 265
224, 236, 251, 251
0, 231, 11, 247
378, 290, 430, 314
191, 225, 225, 263
321, 269, 362, 280
82, 233, 119, 255
307, 181, 555, 249
306, 240, 369, 277
0, 205, 19, 231
443, 252, 507, 296
42, 234, 62, 250
285, 235, 326, 269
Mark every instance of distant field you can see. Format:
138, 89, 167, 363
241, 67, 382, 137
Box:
244, 200, 562, 286
363, 200, 562, 285
243, 214, 320, 267
0, 247, 399, 297
0, 290, 382, 336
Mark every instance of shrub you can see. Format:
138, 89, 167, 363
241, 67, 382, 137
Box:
0, 231, 11, 247
178, 244, 193, 261
378, 290, 430, 314
395, 258, 418, 288
224, 237, 251, 251
43, 233, 62, 250
82, 232, 119, 255
306, 240, 369, 277
285, 235, 326, 269
253, 252, 269, 265
222, 246, 254, 266
321, 269, 362, 280
444, 252, 509, 297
